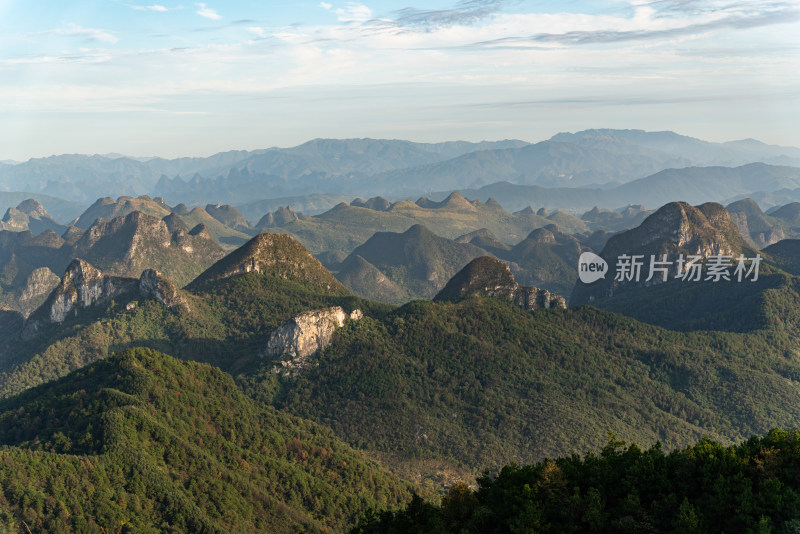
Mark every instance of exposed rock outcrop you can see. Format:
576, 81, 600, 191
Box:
138, 269, 189, 310
17, 267, 60, 316
255, 206, 302, 228
43, 259, 139, 324
435, 256, 567, 310
22, 259, 188, 338
1, 207, 28, 231
570, 201, 757, 307
70, 210, 225, 286
0, 199, 66, 235
264, 306, 363, 375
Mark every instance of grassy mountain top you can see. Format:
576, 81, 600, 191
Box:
191, 232, 350, 295
335, 254, 411, 304
75, 196, 171, 228
433, 256, 516, 302
336, 224, 486, 300
278, 193, 576, 256
0, 347, 418, 532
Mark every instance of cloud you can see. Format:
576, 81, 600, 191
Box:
320, 2, 373, 23
42, 25, 119, 44
527, 5, 800, 45
196, 3, 221, 20
643, 0, 794, 18
130, 4, 169, 11
248, 27, 268, 38
392, 0, 506, 29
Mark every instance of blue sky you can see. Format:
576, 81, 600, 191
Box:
1, 0, 798, 160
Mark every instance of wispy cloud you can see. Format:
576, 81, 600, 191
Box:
130, 4, 169, 12
526, 4, 800, 45
320, 2, 373, 23
41, 24, 119, 44
392, 0, 507, 29
4, 0, 800, 159
248, 27, 268, 38
644, 0, 795, 18
196, 3, 221, 20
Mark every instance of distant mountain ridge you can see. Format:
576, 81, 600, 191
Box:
454, 163, 800, 212
3, 131, 799, 207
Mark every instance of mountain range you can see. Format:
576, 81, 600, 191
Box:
5, 132, 800, 529
4, 130, 800, 213
1, 194, 800, 528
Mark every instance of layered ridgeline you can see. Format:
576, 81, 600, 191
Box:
0, 232, 366, 398
277, 191, 592, 257
568, 201, 799, 331
0, 209, 225, 314
727, 197, 800, 248
333, 224, 487, 302
0, 348, 417, 532
4, 131, 800, 205
1, 192, 654, 308
0, 199, 66, 235
331, 222, 590, 304
5, 222, 800, 492
74, 195, 253, 246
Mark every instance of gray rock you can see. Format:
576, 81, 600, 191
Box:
264, 306, 362, 375
17, 267, 60, 316
22, 259, 188, 339
435, 256, 567, 310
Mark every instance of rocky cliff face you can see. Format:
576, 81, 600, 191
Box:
22, 259, 188, 338
435, 256, 567, 310
264, 306, 363, 375
17, 267, 60, 316
43, 259, 139, 324
138, 269, 189, 310
0, 199, 66, 235
570, 201, 756, 306
70, 210, 225, 286
1, 207, 28, 231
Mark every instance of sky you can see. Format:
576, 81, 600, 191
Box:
1, 0, 799, 160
